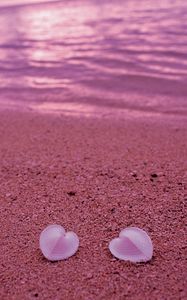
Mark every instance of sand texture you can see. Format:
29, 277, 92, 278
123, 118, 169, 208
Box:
0, 110, 186, 300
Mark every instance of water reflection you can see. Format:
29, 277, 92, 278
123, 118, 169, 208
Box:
0, 0, 187, 116
21, 2, 99, 83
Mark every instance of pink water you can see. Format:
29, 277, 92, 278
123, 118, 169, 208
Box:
0, 0, 187, 118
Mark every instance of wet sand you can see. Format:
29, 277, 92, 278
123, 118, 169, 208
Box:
0, 109, 186, 300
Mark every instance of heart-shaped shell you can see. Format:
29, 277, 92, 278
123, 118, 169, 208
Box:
109, 227, 153, 262
39, 224, 79, 261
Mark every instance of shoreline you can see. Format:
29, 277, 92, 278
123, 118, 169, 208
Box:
0, 108, 186, 299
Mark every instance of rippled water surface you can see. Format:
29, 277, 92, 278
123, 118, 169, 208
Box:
0, 0, 187, 117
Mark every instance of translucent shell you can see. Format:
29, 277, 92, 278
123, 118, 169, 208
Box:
109, 227, 153, 262
39, 224, 79, 261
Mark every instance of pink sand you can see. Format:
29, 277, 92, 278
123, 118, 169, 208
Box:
0, 110, 186, 299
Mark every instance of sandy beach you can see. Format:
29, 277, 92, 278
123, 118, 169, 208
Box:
0, 0, 187, 298
0, 108, 186, 300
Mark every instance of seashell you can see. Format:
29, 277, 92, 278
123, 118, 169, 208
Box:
109, 227, 153, 262
39, 224, 79, 261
